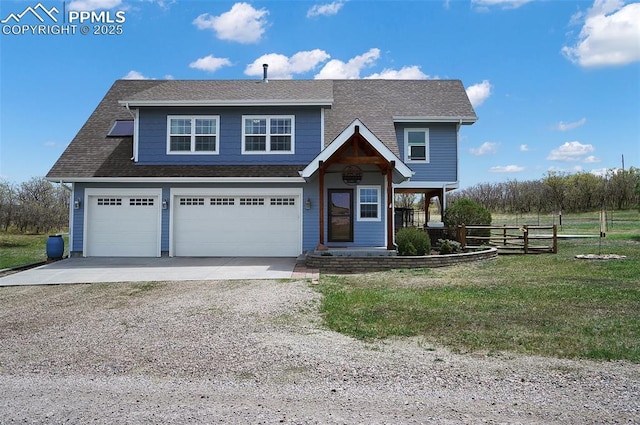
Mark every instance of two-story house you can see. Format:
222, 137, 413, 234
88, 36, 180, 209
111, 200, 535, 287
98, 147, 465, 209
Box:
47, 70, 477, 258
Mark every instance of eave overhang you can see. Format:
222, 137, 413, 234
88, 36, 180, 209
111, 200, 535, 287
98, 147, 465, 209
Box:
119, 99, 333, 108
46, 177, 306, 184
393, 116, 477, 124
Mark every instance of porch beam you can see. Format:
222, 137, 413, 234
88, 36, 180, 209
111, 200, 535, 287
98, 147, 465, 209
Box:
332, 156, 388, 165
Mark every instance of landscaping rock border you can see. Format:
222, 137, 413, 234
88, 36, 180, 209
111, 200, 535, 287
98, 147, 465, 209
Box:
306, 247, 498, 273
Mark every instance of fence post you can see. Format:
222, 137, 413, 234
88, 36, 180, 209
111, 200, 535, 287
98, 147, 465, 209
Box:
523, 225, 529, 254
552, 224, 557, 254
459, 224, 467, 247
503, 225, 507, 247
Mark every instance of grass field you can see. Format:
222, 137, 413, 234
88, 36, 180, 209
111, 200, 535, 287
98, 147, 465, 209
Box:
318, 209, 640, 362
0, 232, 69, 269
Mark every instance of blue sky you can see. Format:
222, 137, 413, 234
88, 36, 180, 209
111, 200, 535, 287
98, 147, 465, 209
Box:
1, 0, 638, 188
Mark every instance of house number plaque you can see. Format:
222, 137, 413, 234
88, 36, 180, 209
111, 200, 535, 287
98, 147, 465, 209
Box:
342, 165, 363, 185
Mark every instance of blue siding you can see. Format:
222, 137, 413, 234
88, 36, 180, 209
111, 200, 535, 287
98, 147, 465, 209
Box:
302, 182, 320, 252
396, 123, 458, 182
71, 185, 85, 253
137, 106, 322, 165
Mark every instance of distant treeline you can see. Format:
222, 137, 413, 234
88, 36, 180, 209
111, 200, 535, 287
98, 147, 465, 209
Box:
449, 168, 640, 214
0, 177, 69, 233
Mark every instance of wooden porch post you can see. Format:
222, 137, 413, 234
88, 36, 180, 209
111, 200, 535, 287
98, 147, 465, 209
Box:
317, 160, 326, 250
386, 163, 394, 250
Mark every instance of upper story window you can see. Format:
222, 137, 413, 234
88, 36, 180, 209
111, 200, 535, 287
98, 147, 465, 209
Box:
167, 115, 219, 154
404, 128, 429, 163
242, 115, 294, 154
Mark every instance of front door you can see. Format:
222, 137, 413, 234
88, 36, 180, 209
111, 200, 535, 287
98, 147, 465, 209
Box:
328, 189, 353, 242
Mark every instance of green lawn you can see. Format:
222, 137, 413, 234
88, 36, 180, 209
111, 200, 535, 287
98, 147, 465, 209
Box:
0, 232, 69, 269
317, 209, 640, 362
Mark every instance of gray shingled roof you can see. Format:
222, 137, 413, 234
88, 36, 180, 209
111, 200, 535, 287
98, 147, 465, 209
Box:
121, 80, 334, 105
47, 79, 476, 179
325, 80, 477, 156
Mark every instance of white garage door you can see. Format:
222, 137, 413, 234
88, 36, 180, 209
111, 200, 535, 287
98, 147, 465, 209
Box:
172, 192, 301, 257
86, 194, 160, 257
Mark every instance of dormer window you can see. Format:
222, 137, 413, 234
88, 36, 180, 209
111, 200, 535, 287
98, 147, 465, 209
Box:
242, 115, 294, 154
404, 128, 429, 162
167, 115, 219, 154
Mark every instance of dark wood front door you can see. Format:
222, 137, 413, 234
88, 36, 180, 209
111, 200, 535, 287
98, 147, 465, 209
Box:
328, 189, 353, 242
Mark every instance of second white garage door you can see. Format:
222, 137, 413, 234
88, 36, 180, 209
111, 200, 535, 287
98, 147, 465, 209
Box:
172, 190, 301, 257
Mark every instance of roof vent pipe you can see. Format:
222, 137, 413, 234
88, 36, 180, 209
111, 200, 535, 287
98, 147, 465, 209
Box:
262, 63, 268, 83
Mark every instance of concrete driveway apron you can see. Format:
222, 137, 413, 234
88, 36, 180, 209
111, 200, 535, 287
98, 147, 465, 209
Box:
0, 257, 298, 286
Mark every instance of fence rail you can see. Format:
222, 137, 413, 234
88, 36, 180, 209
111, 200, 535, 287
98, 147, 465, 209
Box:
458, 224, 557, 254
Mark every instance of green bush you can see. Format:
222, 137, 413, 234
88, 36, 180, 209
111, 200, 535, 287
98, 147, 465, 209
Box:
443, 198, 492, 245
396, 227, 430, 256
438, 239, 462, 255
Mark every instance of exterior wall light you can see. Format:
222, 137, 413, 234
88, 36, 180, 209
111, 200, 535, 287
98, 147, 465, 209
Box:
74, 199, 81, 209
162, 199, 169, 210
305, 198, 312, 210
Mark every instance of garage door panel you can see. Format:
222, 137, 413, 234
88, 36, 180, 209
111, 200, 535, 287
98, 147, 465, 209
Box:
173, 194, 300, 257
86, 195, 159, 257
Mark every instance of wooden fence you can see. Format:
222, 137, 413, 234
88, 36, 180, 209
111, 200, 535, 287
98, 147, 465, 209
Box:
458, 224, 557, 254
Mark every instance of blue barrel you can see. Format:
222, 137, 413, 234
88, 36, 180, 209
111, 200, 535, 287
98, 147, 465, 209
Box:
46, 235, 64, 260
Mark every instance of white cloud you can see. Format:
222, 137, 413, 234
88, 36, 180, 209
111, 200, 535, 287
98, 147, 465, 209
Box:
520, 144, 529, 151
555, 117, 587, 131
583, 155, 601, 163
67, 0, 122, 10
245, 50, 330, 79
466, 80, 492, 108
471, 0, 532, 9
189, 55, 232, 73
470, 142, 498, 156
489, 165, 526, 173
193, 2, 268, 44
562, 0, 640, 67
122, 70, 148, 80
307, 1, 344, 18
365, 66, 430, 80
314, 48, 380, 79
547, 141, 596, 162
44, 141, 57, 148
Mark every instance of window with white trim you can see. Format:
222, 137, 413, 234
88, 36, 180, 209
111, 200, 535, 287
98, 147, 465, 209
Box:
242, 116, 294, 154
167, 116, 219, 154
97, 198, 122, 206
357, 186, 381, 221
179, 198, 205, 206
404, 128, 429, 162
240, 198, 265, 206
129, 198, 154, 206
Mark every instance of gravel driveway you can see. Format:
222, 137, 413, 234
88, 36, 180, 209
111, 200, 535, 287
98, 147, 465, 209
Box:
1, 279, 638, 424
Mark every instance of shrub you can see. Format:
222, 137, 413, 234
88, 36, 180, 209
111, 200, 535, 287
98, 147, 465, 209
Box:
443, 198, 492, 245
396, 227, 430, 256
438, 239, 462, 255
